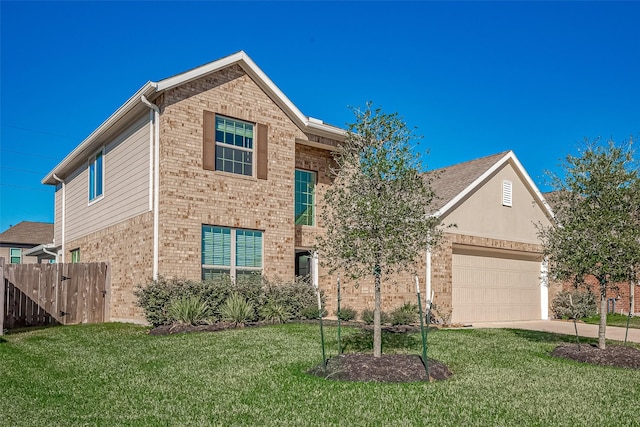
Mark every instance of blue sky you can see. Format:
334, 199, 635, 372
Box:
1, 1, 639, 232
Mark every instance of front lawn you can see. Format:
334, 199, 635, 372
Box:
1, 323, 638, 426
583, 313, 640, 329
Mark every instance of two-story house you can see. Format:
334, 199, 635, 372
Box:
43, 51, 555, 324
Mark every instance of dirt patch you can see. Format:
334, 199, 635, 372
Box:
308, 353, 453, 382
551, 344, 640, 369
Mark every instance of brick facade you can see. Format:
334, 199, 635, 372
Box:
65, 211, 153, 322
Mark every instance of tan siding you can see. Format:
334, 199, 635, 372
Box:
442, 162, 552, 244
65, 115, 150, 242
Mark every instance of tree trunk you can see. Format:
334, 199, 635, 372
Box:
598, 278, 607, 350
373, 267, 382, 358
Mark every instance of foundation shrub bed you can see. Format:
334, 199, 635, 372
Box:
135, 275, 320, 326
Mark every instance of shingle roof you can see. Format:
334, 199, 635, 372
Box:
426, 151, 510, 211
0, 221, 54, 245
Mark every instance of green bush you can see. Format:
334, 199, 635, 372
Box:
300, 306, 328, 320
134, 277, 212, 326
167, 295, 210, 325
219, 293, 255, 326
551, 289, 597, 319
135, 274, 322, 326
263, 276, 321, 320
259, 301, 291, 324
335, 306, 358, 321
390, 302, 419, 325
361, 309, 390, 325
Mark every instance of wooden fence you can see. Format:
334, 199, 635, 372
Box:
0, 259, 110, 334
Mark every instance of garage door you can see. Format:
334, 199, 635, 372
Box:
452, 250, 541, 323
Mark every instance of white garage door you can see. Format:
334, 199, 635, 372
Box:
452, 250, 542, 323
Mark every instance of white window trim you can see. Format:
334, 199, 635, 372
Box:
214, 115, 256, 178
202, 226, 264, 281
88, 147, 105, 205
10, 247, 22, 264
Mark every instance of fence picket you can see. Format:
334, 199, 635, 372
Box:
0, 261, 108, 330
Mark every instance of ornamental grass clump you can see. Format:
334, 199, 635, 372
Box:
259, 301, 291, 324
219, 293, 255, 327
167, 295, 210, 325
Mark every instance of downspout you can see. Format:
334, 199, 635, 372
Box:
52, 174, 65, 263
140, 95, 160, 280
43, 246, 58, 261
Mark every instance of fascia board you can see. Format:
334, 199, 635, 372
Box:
42, 82, 157, 185
509, 152, 556, 220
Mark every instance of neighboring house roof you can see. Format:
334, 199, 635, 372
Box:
0, 221, 54, 245
42, 51, 345, 185
428, 150, 555, 220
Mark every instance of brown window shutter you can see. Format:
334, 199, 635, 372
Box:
257, 123, 268, 180
203, 111, 216, 171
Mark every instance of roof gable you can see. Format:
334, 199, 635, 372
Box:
0, 221, 54, 245
428, 151, 554, 220
43, 51, 344, 185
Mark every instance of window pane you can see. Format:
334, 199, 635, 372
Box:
295, 170, 316, 226
214, 116, 254, 175
95, 152, 103, 197
202, 226, 231, 266
89, 161, 95, 200
236, 230, 262, 268
202, 268, 230, 281
10, 248, 21, 264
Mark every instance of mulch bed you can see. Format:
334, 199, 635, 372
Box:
308, 353, 453, 382
551, 344, 640, 369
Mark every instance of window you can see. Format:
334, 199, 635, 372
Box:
202, 226, 263, 280
89, 149, 104, 201
10, 248, 21, 264
215, 116, 254, 176
71, 248, 80, 263
502, 180, 513, 207
295, 169, 316, 226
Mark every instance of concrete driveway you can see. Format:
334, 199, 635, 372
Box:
470, 319, 640, 344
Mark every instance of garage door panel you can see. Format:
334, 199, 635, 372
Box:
452, 252, 541, 323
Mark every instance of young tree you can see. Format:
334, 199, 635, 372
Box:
539, 139, 640, 349
316, 103, 442, 357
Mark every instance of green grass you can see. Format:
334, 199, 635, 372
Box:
583, 313, 640, 329
1, 323, 639, 426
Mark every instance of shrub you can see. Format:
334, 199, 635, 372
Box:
300, 306, 328, 320
361, 309, 390, 325
263, 276, 321, 320
335, 306, 358, 321
134, 277, 210, 326
551, 289, 597, 319
259, 301, 291, 324
390, 302, 419, 325
219, 293, 255, 326
167, 295, 210, 325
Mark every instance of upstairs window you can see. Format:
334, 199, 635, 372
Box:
215, 116, 254, 176
202, 225, 263, 281
10, 248, 21, 264
203, 111, 268, 179
295, 169, 316, 226
502, 180, 513, 207
89, 149, 104, 202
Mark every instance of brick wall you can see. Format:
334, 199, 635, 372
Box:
154, 65, 342, 284
65, 211, 153, 322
